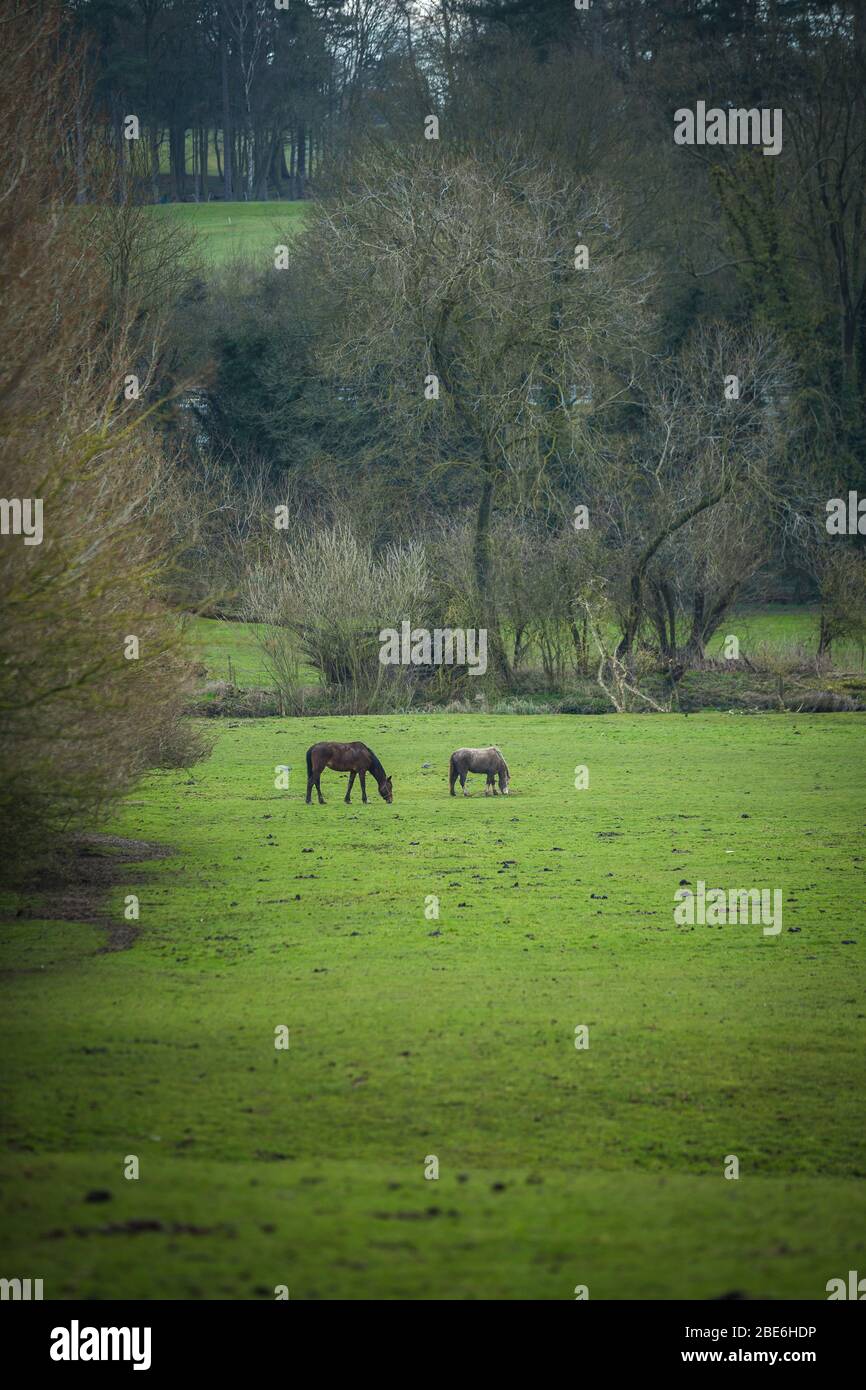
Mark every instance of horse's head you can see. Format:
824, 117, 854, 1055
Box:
499, 766, 510, 795
379, 776, 393, 804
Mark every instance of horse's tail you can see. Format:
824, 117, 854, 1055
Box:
306, 745, 313, 779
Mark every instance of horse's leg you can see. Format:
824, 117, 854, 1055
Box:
461, 771, 469, 796
449, 760, 457, 796
486, 773, 496, 796
345, 770, 356, 803
306, 774, 313, 805
359, 770, 368, 803
316, 769, 325, 804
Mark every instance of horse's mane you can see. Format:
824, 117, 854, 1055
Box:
367, 750, 387, 782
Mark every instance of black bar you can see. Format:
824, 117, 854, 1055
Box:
6, 1299, 862, 1374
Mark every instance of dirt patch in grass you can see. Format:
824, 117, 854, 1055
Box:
2, 834, 173, 959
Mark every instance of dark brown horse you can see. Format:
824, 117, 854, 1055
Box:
305, 741, 393, 805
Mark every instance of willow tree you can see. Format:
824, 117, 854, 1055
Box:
295, 144, 651, 682
0, 5, 208, 878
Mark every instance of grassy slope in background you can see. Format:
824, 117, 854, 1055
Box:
1, 712, 864, 1298
152, 201, 306, 264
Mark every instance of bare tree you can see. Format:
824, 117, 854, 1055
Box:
297, 145, 651, 681
582, 323, 793, 658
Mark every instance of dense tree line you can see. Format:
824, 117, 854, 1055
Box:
70, 0, 866, 489
159, 1, 866, 675
67, 0, 405, 200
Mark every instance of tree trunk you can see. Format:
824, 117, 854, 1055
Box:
473, 467, 511, 685
255, 130, 274, 199
220, 8, 234, 201
685, 588, 706, 661
269, 136, 282, 196
236, 132, 244, 198
149, 124, 161, 202
297, 121, 306, 199
618, 483, 733, 656
179, 126, 187, 197
649, 579, 676, 657
170, 125, 186, 200
111, 96, 126, 203
817, 611, 833, 661
686, 575, 749, 663
191, 125, 200, 201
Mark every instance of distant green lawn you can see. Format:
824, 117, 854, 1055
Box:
1, 712, 864, 1297
706, 604, 862, 660
187, 616, 275, 687
186, 616, 319, 690
153, 200, 307, 265
189, 606, 864, 693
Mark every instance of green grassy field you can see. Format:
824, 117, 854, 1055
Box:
1, 712, 864, 1299
154, 200, 307, 265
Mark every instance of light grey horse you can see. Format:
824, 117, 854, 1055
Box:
449, 746, 510, 797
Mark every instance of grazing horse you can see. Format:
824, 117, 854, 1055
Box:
449, 747, 510, 797
305, 741, 393, 805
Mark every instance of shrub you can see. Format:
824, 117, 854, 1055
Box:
244, 521, 431, 713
